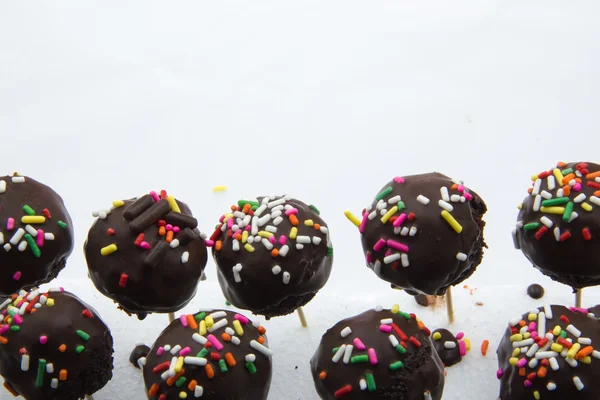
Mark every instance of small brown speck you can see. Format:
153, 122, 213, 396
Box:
476, 302, 484, 306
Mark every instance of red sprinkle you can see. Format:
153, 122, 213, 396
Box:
107, 228, 115, 236
527, 372, 537, 381
407, 212, 417, 221
538, 171, 550, 179
409, 336, 422, 348
391, 323, 408, 341
210, 226, 223, 242
157, 220, 166, 227
25, 296, 39, 313
159, 394, 167, 400
134, 233, 145, 246
587, 181, 600, 189
557, 338, 572, 349
42, 208, 51, 219
81, 309, 93, 319
19, 348, 27, 355
560, 231, 572, 242
334, 385, 352, 398
560, 315, 570, 323
535, 226, 548, 240
119, 273, 128, 288
540, 358, 549, 366
582, 228, 592, 241
152, 361, 171, 374
391, 262, 399, 270
210, 352, 221, 361
537, 338, 549, 348
160, 190, 167, 199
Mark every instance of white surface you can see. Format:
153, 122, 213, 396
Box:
1, 1, 600, 399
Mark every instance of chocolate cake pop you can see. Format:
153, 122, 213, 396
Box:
310, 306, 444, 399
497, 304, 600, 399
142, 309, 272, 399
431, 329, 462, 367
211, 196, 333, 318
84, 190, 208, 319
0, 288, 114, 400
513, 161, 600, 289
355, 173, 487, 295
0, 174, 74, 296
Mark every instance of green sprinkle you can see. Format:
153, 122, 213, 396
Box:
390, 361, 404, 371
309, 205, 320, 215
76, 345, 85, 354
22, 205, 35, 216
561, 168, 573, 175
251, 205, 259, 211
376, 187, 393, 201
219, 359, 228, 372
23, 234, 41, 258
76, 330, 90, 341
7, 308, 18, 317
238, 200, 260, 208
197, 348, 209, 358
215, 224, 221, 230
396, 345, 407, 354
397, 201, 406, 211
332, 347, 339, 354
523, 222, 541, 231
560, 330, 568, 339
351, 355, 369, 364
398, 311, 411, 320
36, 359, 46, 387
541, 197, 569, 207
195, 312, 207, 322
327, 247, 333, 257
57, 221, 67, 229
563, 202, 574, 222
225, 301, 231, 306
175, 376, 187, 387
366, 373, 376, 392
246, 361, 257, 374
10, 325, 20, 332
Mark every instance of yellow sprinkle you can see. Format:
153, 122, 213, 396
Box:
391, 304, 399, 314
568, 343, 581, 359
100, 244, 118, 256
509, 357, 519, 366
199, 321, 207, 336
244, 244, 255, 253
531, 174, 539, 181
46, 299, 55, 307
112, 200, 125, 208
205, 316, 214, 328
242, 231, 248, 244
517, 203, 523, 210
465, 338, 471, 352
441, 210, 462, 233
550, 343, 563, 352
433, 332, 442, 341
510, 334, 523, 342
512, 349, 520, 357
553, 326, 562, 336
232, 320, 244, 336
258, 231, 273, 238
533, 390, 540, 400
21, 216, 45, 224
581, 202, 593, 212
167, 195, 181, 213
289, 227, 298, 240
212, 186, 227, 192
553, 168, 564, 184
179, 391, 188, 399
540, 206, 565, 215
344, 211, 361, 228
523, 332, 531, 339
528, 313, 537, 321
581, 356, 592, 364
175, 356, 184, 373
381, 206, 398, 224
304, 219, 314, 227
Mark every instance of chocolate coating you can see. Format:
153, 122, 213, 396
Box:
143, 309, 272, 399
431, 329, 462, 367
527, 284, 545, 300
0, 174, 74, 296
84, 192, 208, 319
497, 305, 600, 399
514, 162, 600, 289
310, 308, 444, 399
360, 173, 487, 296
130, 344, 150, 369
0, 289, 114, 400
212, 196, 333, 318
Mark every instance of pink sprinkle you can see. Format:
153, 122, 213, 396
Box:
456, 332, 464, 340
149, 191, 160, 202
140, 241, 151, 250
39, 336, 47, 344
353, 338, 366, 350
13, 314, 23, 325
366, 252, 372, 264
457, 185, 465, 193
219, 215, 225, 223
386, 239, 409, 253
285, 208, 298, 216
207, 334, 223, 351
392, 213, 407, 228
384, 249, 392, 257
576, 307, 588, 314
464, 192, 473, 201
0, 325, 8, 335
205, 240, 214, 247
244, 225, 251, 231
516, 358, 527, 368
279, 236, 287, 245
380, 324, 393, 333
179, 347, 191, 357
393, 177, 405, 184
15, 300, 23, 308
269, 236, 277, 244
459, 340, 467, 356
528, 322, 536, 332
373, 239, 386, 252
235, 314, 249, 325
359, 213, 368, 233
13, 271, 21, 281
166, 224, 173, 231
227, 218, 234, 228
496, 369, 503, 379
524, 380, 532, 388
173, 226, 181, 233
6, 218, 14, 231
36, 230, 44, 247
180, 314, 188, 327
368, 348, 378, 365
573, 183, 582, 191
157, 347, 164, 356
531, 331, 539, 339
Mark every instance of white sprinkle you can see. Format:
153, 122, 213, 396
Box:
526, 344, 540, 358
566, 324, 582, 337
272, 205, 284, 213
261, 238, 273, 250
208, 318, 228, 332
242, 215, 252, 227
569, 179, 577, 186
423, 391, 433, 400
268, 198, 285, 208
401, 254, 409, 267
24, 225, 38, 237
380, 318, 393, 325
245, 354, 256, 363
231, 225, 240, 233
99, 211, 108, 219
450, 194, 461, 202
417, 195, 430, 205
18, 241, 28, 252
0, 232, 3, 245
400, 227, 409, 236
509, 316, 523, 326
456, 252, 468, 261
250, 340, 273, 357
225, 327, 235, 336
181, 251, 190, 263
540, 190, 553, 199
254, 204, 267, 217
0, 180, 5, 193
389, 335, 399, 347
547, 382, 557, 391
547, 176, 556, 190
590, 196, 600, 207
44, 233, 55, 241
557, 188, 564, 198
320, 226, 329, 234
569, 211, 579, 222
408, 227, 417, 237
282, 272, 290, 284
574, 193, 587, 203
444, 341, 457, 349
51, 378, 58, 389
279, 245, 289, 257
343, 344, 353, 364
46, 363, 54, 373
538, 312, 546, 337
231, 336, 241, 345
296, 244, 304, 250
535, 351, 559, 359
12, 176, 25, 183
26, 290, 39, 301
39, 296, 47, 305
377, 200, 386, 210
368, 210, 377, 220
573, 376, 584, 391
533, 195, 542, 212
373, 260, 381, 275
192, 333, 207, 345
389, 195, 401, 204
21, 354, 30, 371
513, 339, 534, 348
231, 239, 240, 252
272, 265, 281, 275
515, 221, 524, 229
170, 345, 182, 355
138, 357, 147, 368
266, 225, 278, 233
341, 327, 352, 337
438, 200, 454, 212
161, 370, 170, 381
384, 253, 401, 264
540, 217, 553, 228
251, 217, 259, 235
233, 264, 243, 283
440, 187, 450, 202
528, 358, 538, 369
247, 236, 255, 244
0, 299, 11, 310
532, 179, 542, 195
296, 236, 311, 244
10, 228, 25, 245
380, 209, 387, 216
194, 386, 204, 398
184, 357, 208, 366
257, 215, 271, 227
578, 337, 592, 345
592, 350, 600, 359
312, 236, 322, 245
359, 379, 367, 391
170, 239, 180, 249
18, 303, 27, 315
554, 227, 561, 242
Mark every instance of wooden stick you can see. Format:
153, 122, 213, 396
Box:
86, 395, 95, 400
168, 312, 175, 323
297, 307, 308, 328
446, 286, 455, 324
575, 288, 582, 309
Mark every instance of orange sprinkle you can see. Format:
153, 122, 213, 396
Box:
314, 223, 321, 230
235, 233, 242, 241
451, 184, 458, 190
243, 204, 251, 213
3, 381, 18, 396
271, 248, 279, 257
216, 241, 222, 251
557, 161, 567, 168
575, 178, 582, 183
187, 314, 198, 330
586, 171, 600, 180
166, 230, 174, 243
257, 326, 266, 335
527, 187, 533, 194
289, 214, 299, 226
537, 366, 547, 378
519, 320, 526, 327
576, 346, 594, 359
257, 336, 266, 344
0, 337, 7, 344
594, 190, 600, 196
167, 369, 185, 386
158, 226, 166, 236
225, 352, 236, 367
188, 380, 198, 391
563, 185, 571, 196
59, 344, 66, 352
519, 367, 526, 376
30, 308, 37, 314
562, 173, 575, 184
149, 383, 160, 396
481, 340, 489, 356
319, 371, 327, 380
230, 205, 237, 211
59, 369, 68, 381
417, 321, 425, 330
221, 333, 231, 342
205, 364, 215, 379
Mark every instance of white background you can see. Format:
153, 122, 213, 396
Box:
1, 1, 600, 399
